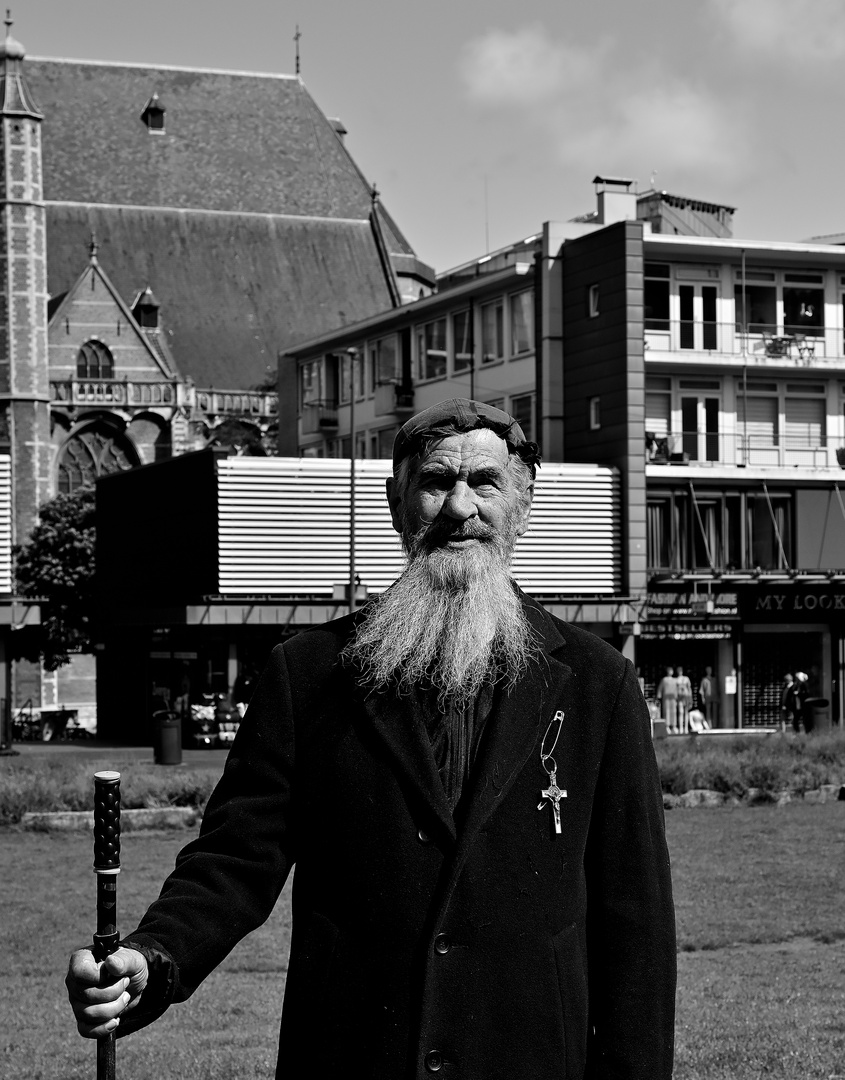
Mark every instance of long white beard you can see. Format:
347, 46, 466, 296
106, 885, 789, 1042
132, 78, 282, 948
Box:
342, 519, 537, 710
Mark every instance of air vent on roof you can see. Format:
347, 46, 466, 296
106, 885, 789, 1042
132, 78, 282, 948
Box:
140, 93, 165, 133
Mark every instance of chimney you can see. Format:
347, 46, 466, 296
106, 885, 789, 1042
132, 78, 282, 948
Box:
593, 175, 637, 225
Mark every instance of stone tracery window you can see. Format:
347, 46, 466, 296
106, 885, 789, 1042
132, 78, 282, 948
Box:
57, 424, 139, 494
77, 340, 114, 380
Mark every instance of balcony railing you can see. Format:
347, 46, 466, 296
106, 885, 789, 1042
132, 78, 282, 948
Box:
301, 399, 339, 435
374, 382, 415, 417
50, 379, 277, 418
646, 430, 843, 469
645, 320, 839, 364
51, 378, 179, 406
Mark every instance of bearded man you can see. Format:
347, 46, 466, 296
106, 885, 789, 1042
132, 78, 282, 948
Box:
67, 399, 676, 1079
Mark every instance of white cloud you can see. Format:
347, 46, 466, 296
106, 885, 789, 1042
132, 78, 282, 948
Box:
459, 26, 757, 188
708, 0, 845, 62
460, 24, 600, 105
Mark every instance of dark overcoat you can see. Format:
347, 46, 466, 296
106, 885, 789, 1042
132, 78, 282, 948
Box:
122, 594, 676, 1079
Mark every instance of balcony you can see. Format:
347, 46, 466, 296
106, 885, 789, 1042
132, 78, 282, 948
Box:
50, 380, 278, 419
644, 321, 837, 366
374, 382, 415, 417
51, 378, 179, 407
301, 400, 339, 434
646, 430, 839, 469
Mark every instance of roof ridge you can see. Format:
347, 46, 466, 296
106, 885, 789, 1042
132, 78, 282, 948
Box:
44, 200, 372, 225
28, 55, 300, 81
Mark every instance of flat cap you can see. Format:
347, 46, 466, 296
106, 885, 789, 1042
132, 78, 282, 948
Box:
392, 398, 540, 471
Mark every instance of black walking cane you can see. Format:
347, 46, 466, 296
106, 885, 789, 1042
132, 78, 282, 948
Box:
92, 771, 121, 1080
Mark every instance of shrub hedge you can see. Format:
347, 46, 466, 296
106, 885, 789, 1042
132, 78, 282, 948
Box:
1, 730, 844, 825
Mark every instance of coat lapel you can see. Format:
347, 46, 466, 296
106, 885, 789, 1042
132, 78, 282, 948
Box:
357, 684, 457, 844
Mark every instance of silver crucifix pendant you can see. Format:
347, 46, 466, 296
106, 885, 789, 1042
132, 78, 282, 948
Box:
538, 769, 567, 834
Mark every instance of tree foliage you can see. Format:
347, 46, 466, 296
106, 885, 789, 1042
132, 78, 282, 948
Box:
13, 487, 97, 670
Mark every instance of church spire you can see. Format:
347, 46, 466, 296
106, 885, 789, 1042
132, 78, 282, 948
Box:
0, 9, 41, 118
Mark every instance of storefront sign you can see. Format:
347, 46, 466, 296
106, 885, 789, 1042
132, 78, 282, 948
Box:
646, 590, 739, 619
740, 587, 845, 621
639, 621, 735, 641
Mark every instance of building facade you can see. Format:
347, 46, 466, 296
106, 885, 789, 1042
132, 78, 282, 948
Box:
285, 178, 845, 729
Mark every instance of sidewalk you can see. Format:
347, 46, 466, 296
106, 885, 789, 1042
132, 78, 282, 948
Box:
6, 740, 229, 771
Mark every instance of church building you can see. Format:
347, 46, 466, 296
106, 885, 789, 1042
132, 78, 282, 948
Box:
0, 18, 433, 730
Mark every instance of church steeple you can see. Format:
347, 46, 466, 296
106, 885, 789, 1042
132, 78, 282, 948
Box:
0, 11, 41, 119
0, 11, 51, 544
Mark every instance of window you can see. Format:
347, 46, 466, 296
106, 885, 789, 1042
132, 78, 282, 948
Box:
481, 300, 504, 363
510, 291, 533, 354
376, 427, 397, 458
644, 263, 670, 331
300, 360, 321, 407
57, 423, 139, 494
589, 396, 601, 430
739, 395, 778, 447
511, 393, 534, 442
417, 319, 447, 380
588, 284, 600, 318
453, 310, 473, 373
735, 269, 825, 337
76, 340, 114, 380
371, 336, 398, 385
785, 397, 825, 448
646, 489, 790, 573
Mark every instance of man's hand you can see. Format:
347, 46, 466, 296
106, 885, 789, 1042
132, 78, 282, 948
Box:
66, 947, 148, 1038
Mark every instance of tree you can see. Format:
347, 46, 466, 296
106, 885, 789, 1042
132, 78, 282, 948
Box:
13, 487, 96, 670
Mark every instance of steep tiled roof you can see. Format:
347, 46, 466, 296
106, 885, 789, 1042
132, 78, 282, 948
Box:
46, 204, 395, 388
28, 58, 411, 231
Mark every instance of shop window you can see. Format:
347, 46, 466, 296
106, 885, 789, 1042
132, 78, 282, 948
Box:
481, 300, 504, 363
77, 339, 114, 380
417, 319, 447, 380
510, 291, 533, 355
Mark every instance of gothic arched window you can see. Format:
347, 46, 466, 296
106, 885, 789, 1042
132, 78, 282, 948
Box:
77, 340, 114, 380
57, 423, 140, 495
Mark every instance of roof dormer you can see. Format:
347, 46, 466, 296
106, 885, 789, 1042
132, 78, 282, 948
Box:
140, 92, 165, 133
132, 285, 160, 328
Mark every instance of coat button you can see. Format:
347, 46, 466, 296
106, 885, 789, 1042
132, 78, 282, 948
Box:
434, 933, 451, 954
417, 828, 431, 843
425, 1050, 443, 1072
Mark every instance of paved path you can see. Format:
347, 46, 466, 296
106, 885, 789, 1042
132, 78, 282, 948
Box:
6, 740, 228, 771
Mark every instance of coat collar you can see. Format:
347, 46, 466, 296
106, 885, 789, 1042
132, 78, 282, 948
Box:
352, 590, 572, 848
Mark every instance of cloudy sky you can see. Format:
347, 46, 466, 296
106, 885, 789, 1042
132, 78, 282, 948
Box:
22, 0, 845, 271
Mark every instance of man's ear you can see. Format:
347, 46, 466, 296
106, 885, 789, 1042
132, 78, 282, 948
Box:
514, 481, 534, 537
385, 477, 403, 535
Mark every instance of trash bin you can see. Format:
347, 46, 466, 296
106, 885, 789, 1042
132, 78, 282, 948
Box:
153, 710, 182, 765
804, 698, 830, 734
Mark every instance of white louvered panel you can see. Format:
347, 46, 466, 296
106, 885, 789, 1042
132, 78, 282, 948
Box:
217, 458, 620, 596
0, 455, 11, 593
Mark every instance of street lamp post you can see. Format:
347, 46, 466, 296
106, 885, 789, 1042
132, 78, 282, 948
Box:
347, 347, 359, 615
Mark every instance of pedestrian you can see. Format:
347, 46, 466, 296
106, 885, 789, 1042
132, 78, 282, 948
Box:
792, 672, 809, 734
699, 666, 717, 727
675, 665, 693, 735
66, 398, 676, 1079
656, 666, 679, 732
780, 673, 795, 732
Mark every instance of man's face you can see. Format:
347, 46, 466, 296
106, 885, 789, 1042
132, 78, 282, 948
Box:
387, 429, 533, 554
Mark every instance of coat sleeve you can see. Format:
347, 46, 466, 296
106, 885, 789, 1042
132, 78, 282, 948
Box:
116, 642, 297, 1034
583, 659, 676, 1079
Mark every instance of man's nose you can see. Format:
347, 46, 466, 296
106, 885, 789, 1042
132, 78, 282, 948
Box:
441, 482, 477, 521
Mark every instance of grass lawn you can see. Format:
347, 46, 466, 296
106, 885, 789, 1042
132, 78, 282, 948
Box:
1, 803, 844, 1079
